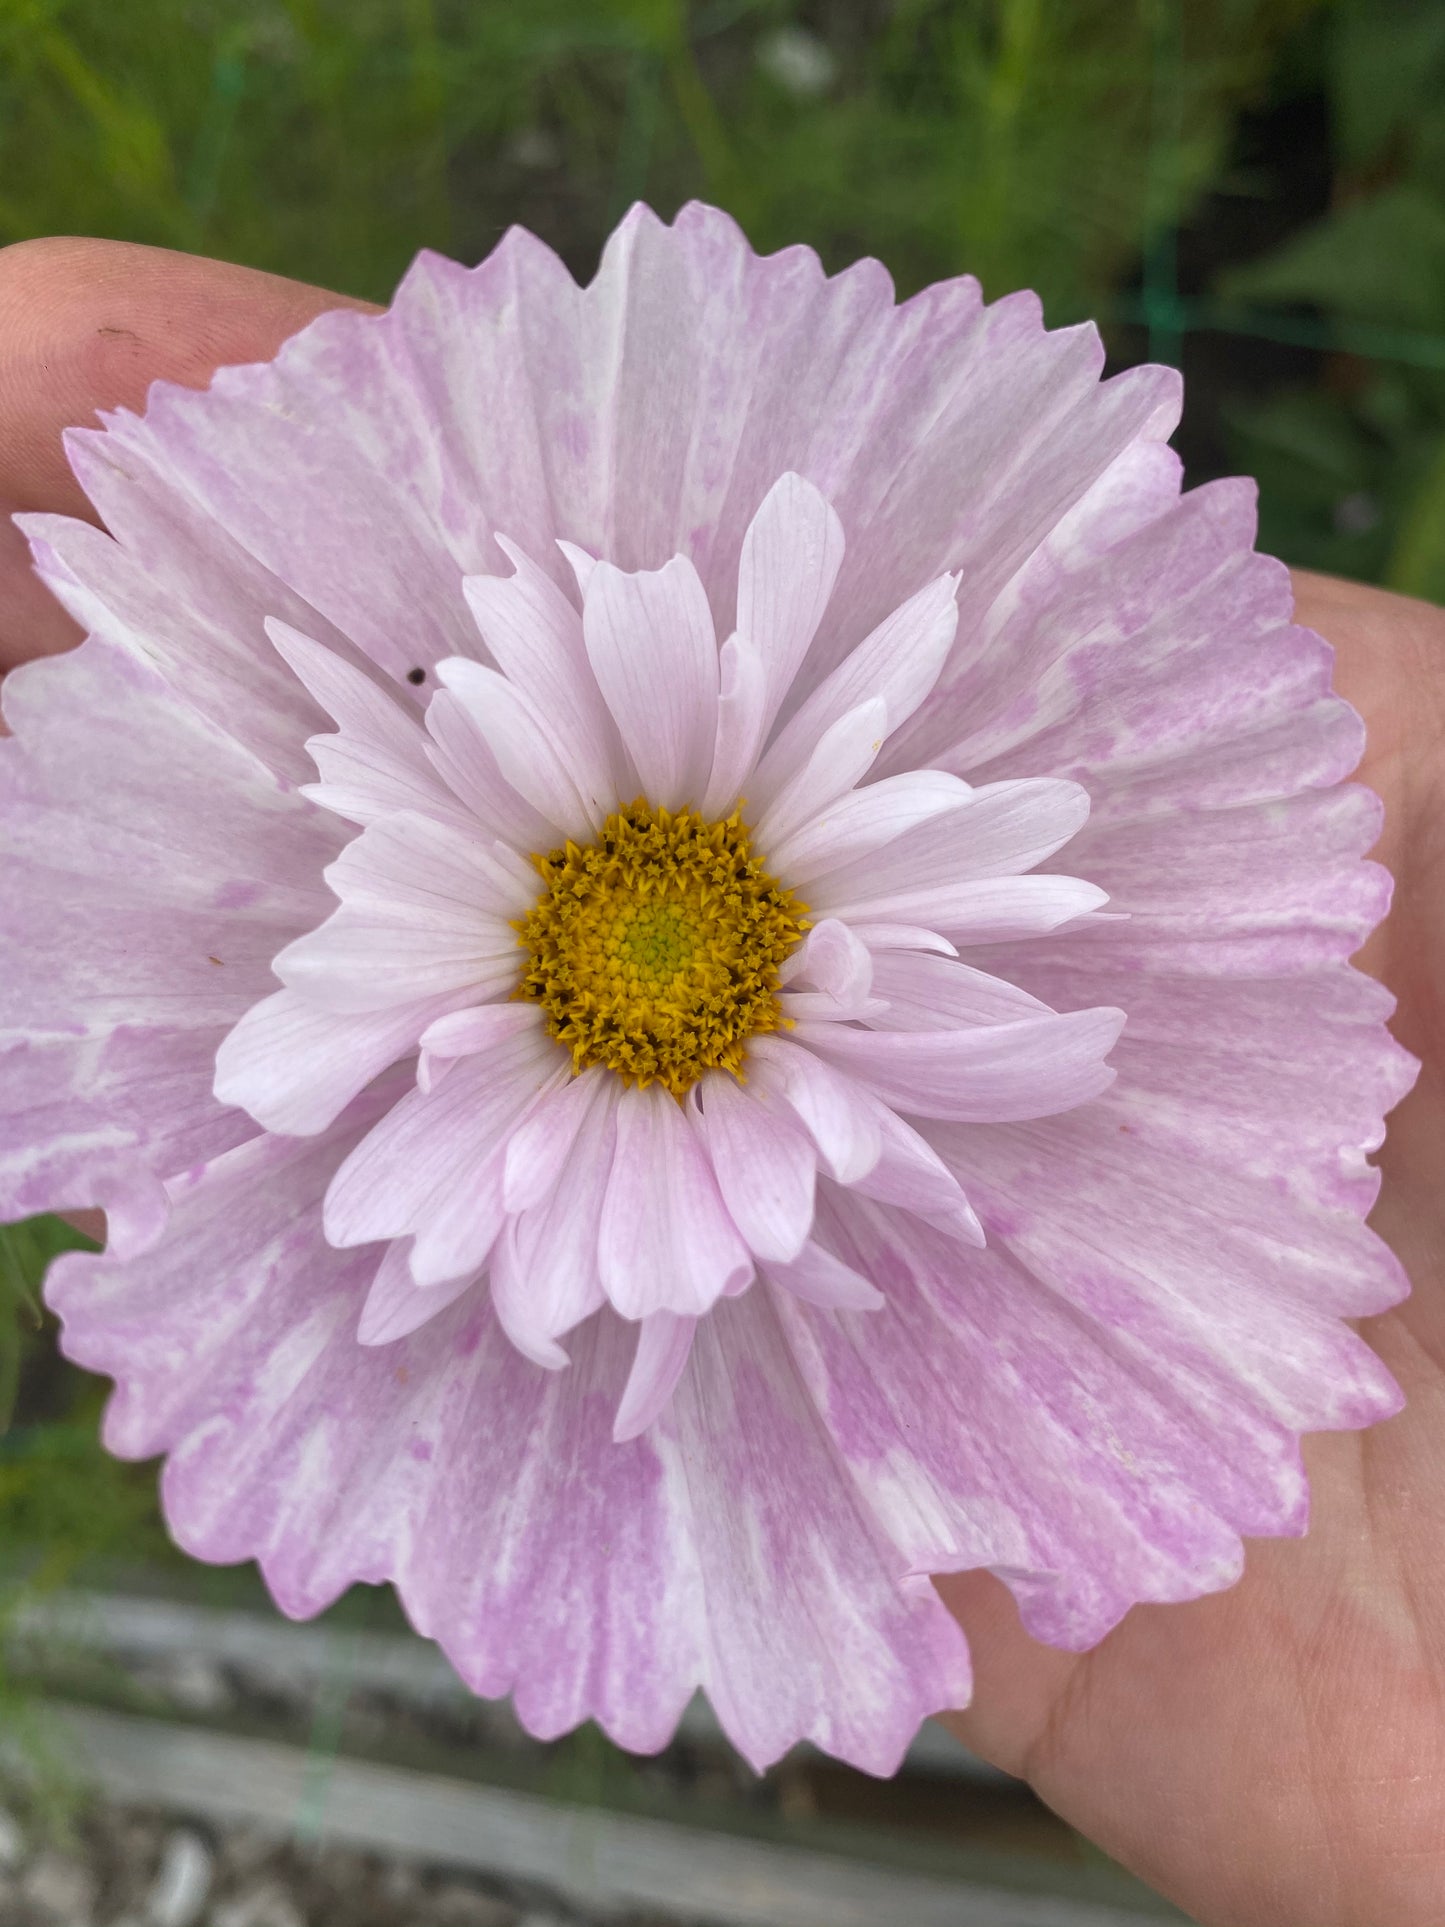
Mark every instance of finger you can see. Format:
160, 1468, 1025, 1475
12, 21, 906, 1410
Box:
0, 236, 375, 669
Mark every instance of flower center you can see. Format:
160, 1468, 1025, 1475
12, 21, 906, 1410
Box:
515, 801, 808, 1096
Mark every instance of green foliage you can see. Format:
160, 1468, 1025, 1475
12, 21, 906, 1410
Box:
1219, 0, 1445, 595
0, 0, 1309, 315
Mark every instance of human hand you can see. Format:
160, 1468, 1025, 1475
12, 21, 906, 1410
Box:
3, 237, 1440, 1927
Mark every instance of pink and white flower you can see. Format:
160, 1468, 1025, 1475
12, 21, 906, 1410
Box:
0, 203, 1414, 1773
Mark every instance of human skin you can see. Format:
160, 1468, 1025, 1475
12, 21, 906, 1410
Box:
1, 237, 1441, 1927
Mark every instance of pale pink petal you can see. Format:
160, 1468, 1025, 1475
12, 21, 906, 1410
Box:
501, 1067, 608, 1212
806, 777, 1093, 927
357, 1241, 478, 1346
795, 1005, 1124, 1121
214, 986, 470, 1136
462, 539, 619, 810
435, 659, 596, 840
820, 872, 1107, 943
778, 918, 874, 1001
733, 472, 845, 732
751, 698, 888, 854
324, 1024, 564, 1283
751, 573, 959, 808
848, 924, 959, 958
765, 1244, 884, 1311
691, 1074, 816, 1263
488, 1225, 574, 1371
846, 1105, 986, 1246
272, 813, 527, 1014
599, 1084, 752, 1319
502, 1075, 619, 1345
266, 620, 464, 829
612, 1311, 699, 1442
744, 1035, 882, 1183
700, 634, 769, 818
417, 1003, 543, 1093
765, 771, 972, 885
581, 554, 718, 809
422, 687, 557, 852
868, 949, 1049, 1027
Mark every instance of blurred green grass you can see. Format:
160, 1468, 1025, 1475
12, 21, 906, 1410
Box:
2, 0, 1445, 1651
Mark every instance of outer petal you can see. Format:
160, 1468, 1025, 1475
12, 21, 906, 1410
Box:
0, 637, 338, 1219
49, 1121, 968, 1772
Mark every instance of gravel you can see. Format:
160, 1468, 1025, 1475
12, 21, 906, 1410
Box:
0, 1801, 699, 1927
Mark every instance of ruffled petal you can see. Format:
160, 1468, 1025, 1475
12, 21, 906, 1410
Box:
434, 660, 597, 841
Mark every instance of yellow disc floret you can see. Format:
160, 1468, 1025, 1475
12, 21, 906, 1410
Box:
515, 801, 808, 1096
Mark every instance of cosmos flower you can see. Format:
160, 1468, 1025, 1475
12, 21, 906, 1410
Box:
0, 204, 1414, 1774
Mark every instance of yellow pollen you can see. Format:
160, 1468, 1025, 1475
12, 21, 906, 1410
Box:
515, 800, 808, 1097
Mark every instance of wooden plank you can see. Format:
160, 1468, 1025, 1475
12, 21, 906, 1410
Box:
26, 1589, 1010, 1783
50, 1704, 1165, 1927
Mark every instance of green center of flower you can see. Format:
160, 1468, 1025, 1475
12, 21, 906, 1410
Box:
515, 800, 808, 1096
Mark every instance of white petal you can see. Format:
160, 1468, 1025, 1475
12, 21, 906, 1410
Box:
423, 687, 556, 852
501, 1066, 607, 1213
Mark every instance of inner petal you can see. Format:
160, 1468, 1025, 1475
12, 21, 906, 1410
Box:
515, 799, 808, 1096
